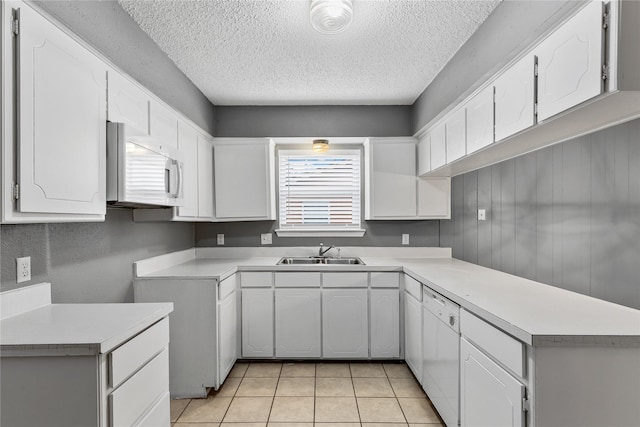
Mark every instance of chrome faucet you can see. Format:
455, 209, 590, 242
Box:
318, 243, 335, 257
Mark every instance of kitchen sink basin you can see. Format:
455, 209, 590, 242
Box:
277, 257, 364, 265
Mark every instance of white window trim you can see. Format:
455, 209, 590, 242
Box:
276, 146, 364, 238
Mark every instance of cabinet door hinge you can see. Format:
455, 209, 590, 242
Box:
522, 397, 530, 412
534, 102, 538, 116
11, 17, 19, 36
602, 64, 609, 81
534, 63, 539, 78
602, 11, 609, 29
12, 183, 20, 201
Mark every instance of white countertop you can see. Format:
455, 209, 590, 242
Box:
134, 249, 640, 346
0, 302, 173, 354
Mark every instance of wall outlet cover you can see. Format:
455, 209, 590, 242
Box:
217, 234, 225, 245
478, 208, 487, 221
261, 233, 273, 245
402, 234, 410, 245
16, 256, 31, 283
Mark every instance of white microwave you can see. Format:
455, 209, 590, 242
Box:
106, 122, 184, 208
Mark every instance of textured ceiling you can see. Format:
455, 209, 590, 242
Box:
118, 0, 501, 106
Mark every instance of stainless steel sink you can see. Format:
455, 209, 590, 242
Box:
277, 257, 364, 265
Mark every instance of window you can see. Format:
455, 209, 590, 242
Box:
277, 149, 364, 236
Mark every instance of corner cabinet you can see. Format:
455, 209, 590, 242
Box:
212, 138, 276, 221
2, 1, 106, 223
365, 138, 450, 220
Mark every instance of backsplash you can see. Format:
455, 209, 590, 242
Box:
440, 119, 640, 310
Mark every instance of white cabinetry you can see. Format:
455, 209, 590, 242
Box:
149, 99, 178, 149
177, 121, 199, 218
197, 134, 215, 219
494, 54, 536, 142
466, 85, 495, 154
213, 139, 276, 221
2, 1, 106, 223
107, 70, 150, 134
218, 275, 238, 383
535, 1, 604, 122
445, 108, 466, 163
241, 288, 274, 358
417, 134, 431, 176
322, 289, 368, 358
365, 138, 450, 220
403, 275, 423, 383
429, 123, 447, 171
370, 288, 400, 358
275, 289, 321, 358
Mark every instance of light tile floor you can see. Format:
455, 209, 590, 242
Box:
171, 361, 444, 427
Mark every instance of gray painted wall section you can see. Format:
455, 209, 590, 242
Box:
33, 0, 216, 134
440, 119, 640, 310
1, 210, 194, 303
195, 220, 440, 248
411, 0, 584, 133
215, 106, 411, 137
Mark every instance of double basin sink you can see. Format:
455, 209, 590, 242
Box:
277, 256, 365, 265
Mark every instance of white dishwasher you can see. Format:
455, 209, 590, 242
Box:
422, 286, 460, 427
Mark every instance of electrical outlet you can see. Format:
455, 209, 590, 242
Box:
217, 234, 225, 245
261, 233, 272, 245
402, 234, 410, 245
16, 256, 31, 283
478, 208, 487, 221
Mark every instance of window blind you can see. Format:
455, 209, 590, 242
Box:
278, 150, 361, 229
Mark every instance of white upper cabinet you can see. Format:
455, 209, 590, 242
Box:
417, 134, 431, 176
196, 134, 215, 219
4, 2, 106, 222
176, 121, 199, 218
417, 177, 450, 218
494, 54, 536, 142
149, 99, 178, 149
430, 123, 447, 171
535, 1, 604, 122
466, 85, 495, 154
445, 108, 466, 163
213, 139, 275, 221
107, 70, 150, 134
365, 138, 417, 219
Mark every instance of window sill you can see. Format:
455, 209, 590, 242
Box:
275, 229, 366, 238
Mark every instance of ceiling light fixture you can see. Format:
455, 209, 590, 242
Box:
310, 0, 353, 35
312, 139, 330, 153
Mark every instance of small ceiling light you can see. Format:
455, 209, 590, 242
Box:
312, 139, 330, 153
310, 0, 353, 35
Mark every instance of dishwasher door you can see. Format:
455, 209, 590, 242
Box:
422, 287, 460, 427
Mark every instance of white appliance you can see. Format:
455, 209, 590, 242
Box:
107, 122, 184, 208
422, 286, 460, 427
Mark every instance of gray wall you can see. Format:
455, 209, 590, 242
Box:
215, 105, 411, 137
33, 0, 216, 134
412, 0, 583, 133
196, 220, 440, 248
1, 210, 194, 303
440, 119, 640, 310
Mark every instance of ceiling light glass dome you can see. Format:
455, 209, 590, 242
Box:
310, 0, 353, 35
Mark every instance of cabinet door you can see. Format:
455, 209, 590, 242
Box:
275, 289, 321, 358
430, 124, 447, 170
367, 139, 417, 218
417, 177, 451, 218
322, 289, 368, 358
214, 140, 274, 220
417, 134, 431, 176
494, 55, 535, 142
460, 338, 525, 427
107, 70, 149, 134
242, 289, 274, 358
218, 289, 237, 383
197, 136, 214, 219
176, 122, 199, 218
466, 85, 494, 154
445, 108, 466, 163
536, 1, 604, 122
16, 4, 106, 215
371, 289, 400, 358
404, 292, 423, 382
150, 100, 178, 149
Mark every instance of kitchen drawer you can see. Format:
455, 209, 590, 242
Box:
370, 272, 400, 288
137, 391, 169, 427
322, 272, 368, 288
110, 348, 169, 426
241, 272, 273, 288
460, 309, 524, 377
109, 317, 169, 389
219, 275, 237, 300
404, 275, 422, 301
275, 272, 321, 287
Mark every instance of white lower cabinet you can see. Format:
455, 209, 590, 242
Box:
322, 289, 368, 358
275, 289, 321, 358
218, 276, 238, 383
460, 337, 525, 427
370, 289, 400, 358
241, 289, 274, 358
404, 289, 423, 383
